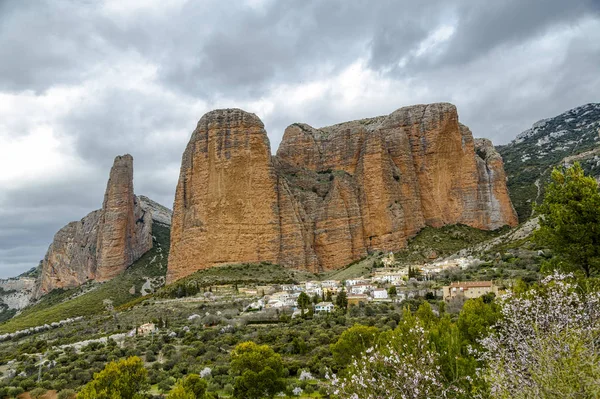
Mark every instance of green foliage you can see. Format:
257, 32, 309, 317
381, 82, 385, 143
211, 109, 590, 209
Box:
230, 341, 285, 399
78, 356, 149, 399
394, 224, 508, 265
297, 292, 311, 316
457, 298, 501, 346
167, 374, 207, 399
29, 387, 47, 399
335, 289, 348, 313
387, 285, 397, 298
57, 389, 76, 399
330, 324, 379, 368
535, 163, 600, 277
158, 263, 316, 299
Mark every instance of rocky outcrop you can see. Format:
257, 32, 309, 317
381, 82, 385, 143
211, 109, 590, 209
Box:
167, 104, 518, 281
473, 138, 518, 229
95, 155, 152, 282
167, 109, 281, 283
0, 277, 37, 315
35, 155, 169, 297
36, 209, 102, 296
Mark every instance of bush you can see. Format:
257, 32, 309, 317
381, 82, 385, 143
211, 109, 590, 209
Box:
57, 389, 77, 399
30, 387, 47, 399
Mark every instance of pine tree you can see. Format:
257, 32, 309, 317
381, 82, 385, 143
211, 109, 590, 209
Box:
535, 163, 600, 277
336, 289, 348, 313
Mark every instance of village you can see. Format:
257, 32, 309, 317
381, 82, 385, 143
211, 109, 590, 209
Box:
236, 252, 501, 318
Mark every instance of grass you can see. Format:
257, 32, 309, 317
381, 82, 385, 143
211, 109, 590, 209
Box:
157, 262, 319, 298
319, 257, 374, 281
0, 224, 170, 334
393, 224, 509, 265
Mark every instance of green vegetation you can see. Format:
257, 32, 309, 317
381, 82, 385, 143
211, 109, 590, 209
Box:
230, 341, 286, 399
167, 374, 210, 399
394, 224, 508, 265
0, 223, 170, 333
535, 163, 600, 277
330, 324, 379, 367
78, 356, 148, 399
497, 104, 600, 221
157, 262, 316, 299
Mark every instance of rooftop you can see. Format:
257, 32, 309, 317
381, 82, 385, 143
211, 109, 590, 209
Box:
448, 281, 493, 288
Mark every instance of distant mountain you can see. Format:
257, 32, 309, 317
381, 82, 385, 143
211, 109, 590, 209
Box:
498, 103, 600, 221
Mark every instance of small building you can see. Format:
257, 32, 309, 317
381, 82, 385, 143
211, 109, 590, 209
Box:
347, 294, 369, 306
351, 284, 374, 295
346, 279, 368, 287
443, 281, 499, 301
321, 280, 340, 289
136, 323, 156, 336
281, 284, 302, 292
372, 288, 388, 299
382, 252, 396, 267
315, 302, 335, 313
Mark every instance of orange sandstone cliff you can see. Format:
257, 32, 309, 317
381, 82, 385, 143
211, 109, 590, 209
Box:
35, 155, 165, 297
167, 104, 517, 282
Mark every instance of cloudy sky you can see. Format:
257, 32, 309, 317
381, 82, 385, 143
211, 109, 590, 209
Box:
0, 0, 599, 278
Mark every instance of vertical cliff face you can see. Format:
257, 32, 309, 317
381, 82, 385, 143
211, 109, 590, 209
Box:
168, 103, 518, 280
473, 138, 519, 229
96, 155, 152, 281
167, 109, 281, 283
36, 210, 102, 296
36, 154, 157, 296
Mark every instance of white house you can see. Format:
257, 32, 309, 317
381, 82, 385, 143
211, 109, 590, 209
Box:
315, 302, 335, 313
379, 274, 405, 284
281, 284, 302, 292
321, 280, 340, 289
351, 284, 374, 295
346, 279, 367, 287
372, 288, 388, 299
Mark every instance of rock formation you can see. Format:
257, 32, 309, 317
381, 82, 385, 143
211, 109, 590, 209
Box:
35, 155, 170, 297
167, 109, 281, 283
167, 103, 518, 282
95, 155, 152, 281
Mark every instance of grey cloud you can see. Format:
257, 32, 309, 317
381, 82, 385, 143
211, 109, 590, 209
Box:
0, 0, 112, 92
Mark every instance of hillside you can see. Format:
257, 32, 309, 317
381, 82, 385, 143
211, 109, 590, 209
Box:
0, 223, 170, 334
498, 103, 600, 221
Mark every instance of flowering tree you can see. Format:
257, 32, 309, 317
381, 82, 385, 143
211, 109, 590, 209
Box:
328, 313, 463, 399
480, 273, 600, 398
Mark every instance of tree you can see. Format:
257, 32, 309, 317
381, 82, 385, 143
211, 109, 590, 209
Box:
312, 293, 320, 305
335, 289, 348, 313
230, 342, 285, 399
167, 374, 208, 399
329, 316, 463, 399
457, 297, 500, 346
57, 389, 76, 399
480, 273, 600, 398
535, 163, 600, 277
78, 356, 148, 399
297, 292, 311, 317
330, 324, 379, 367
29, 388, 47, 399
387, 285, 397, 299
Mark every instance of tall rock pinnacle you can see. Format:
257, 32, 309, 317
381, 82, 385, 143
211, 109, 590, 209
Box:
35, 154, 154, 296
167, 103, 518, 282
95, 154, 152, 281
